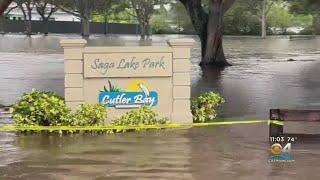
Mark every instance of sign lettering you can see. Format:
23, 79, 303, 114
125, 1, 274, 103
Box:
84, 53, 172, 78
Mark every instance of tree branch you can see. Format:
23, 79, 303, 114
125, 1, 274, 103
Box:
126, 9, 137, 18
179, 0, 208, 35
16, 2, 27, 21
36, 2, 58, 21
265, 1, 274, 14
0, 0, 13, 15
47, 6, 57, 18
4, 4, 16, 15
56, 4, 80, 18
223, 0, 236, 13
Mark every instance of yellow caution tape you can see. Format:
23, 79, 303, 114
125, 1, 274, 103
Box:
0, 124, 189, 132
0, 120, 284, 132
268, 120, 284, 126
193, 120, 267, 127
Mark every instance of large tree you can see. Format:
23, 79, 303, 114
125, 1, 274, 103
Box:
169, 2, 194, 33
0, 2, 17, 33
238, 0, 275, 38
129, 0, 168, 40
35, 0, 58, 35
55, 0, 105, 37
179, 0, 236, 67
94, 0, 121, 35
0, 0, 13, 15
288, 0, 320, 34
15, 0, 34, 36
267, 2, 293, 34
260, 0, 275, 38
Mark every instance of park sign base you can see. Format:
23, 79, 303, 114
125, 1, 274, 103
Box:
60, 38, 195, 124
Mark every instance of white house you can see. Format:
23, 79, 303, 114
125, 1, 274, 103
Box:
5, 2, 80, 22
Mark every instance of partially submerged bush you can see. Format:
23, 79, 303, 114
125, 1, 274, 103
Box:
191, 92, 225, 123
12, 89, 71, 126
112, 107, 170, 126
72, 104, 106, 126
12, 89, 175, 131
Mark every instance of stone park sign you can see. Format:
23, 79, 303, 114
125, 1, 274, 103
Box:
60, 39, 195, 124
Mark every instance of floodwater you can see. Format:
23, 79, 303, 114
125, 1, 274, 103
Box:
0, 34, 320, 179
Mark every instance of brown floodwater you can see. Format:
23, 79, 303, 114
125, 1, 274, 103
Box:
0, 34, 320, 179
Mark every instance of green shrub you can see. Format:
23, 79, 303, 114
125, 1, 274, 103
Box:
150, 6, 173, 34
191, 92, 225, 123
12, 89, 71, 126
72, 104, 106, 126
299, 26, 314, 35
112, 107, 170, 126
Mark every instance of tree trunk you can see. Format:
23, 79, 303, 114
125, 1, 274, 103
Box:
312, 13, 320, 35
140, 21, 147, 40
25, 21, 31, 35
200, 34, 207, 61
43, 20, 49, 35
146, 21, 151, 40
81, 18, 90, 37
26, 10, 32, 36
103, 13, 107, 35
0, 15, 5, 34
26, 20, 31, 35
201, 3, 230, 67
261, 15, 266, 38
180, 0, 235, 67
261, 0, 267, 38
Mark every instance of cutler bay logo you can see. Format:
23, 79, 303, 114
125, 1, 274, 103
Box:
99, 80, 158, 109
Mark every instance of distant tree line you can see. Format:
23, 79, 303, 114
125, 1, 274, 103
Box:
0, 0, 170, 38
0, 0, 318, 67
165, 0, 318, 36
1, 0, 318, 37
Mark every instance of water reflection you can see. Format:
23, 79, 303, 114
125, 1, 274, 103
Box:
1, 35, 319, 120
0, 132, 25, 168
0, 34, 320, 179
1, 124, 320, 179
1, 130, 193, 179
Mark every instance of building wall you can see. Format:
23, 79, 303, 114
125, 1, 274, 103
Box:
1, 20, 140, 34
6, 2, 80, 22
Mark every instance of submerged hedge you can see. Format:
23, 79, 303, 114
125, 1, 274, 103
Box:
12, 89, 71, 126
6, 89, 227, 133
11, 89, 107, 127
0, 120, 270, 134
191, 92, 225, 123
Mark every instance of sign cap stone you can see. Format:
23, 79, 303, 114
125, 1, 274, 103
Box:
168, 39, 195, 47
60, 39, 87, 48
